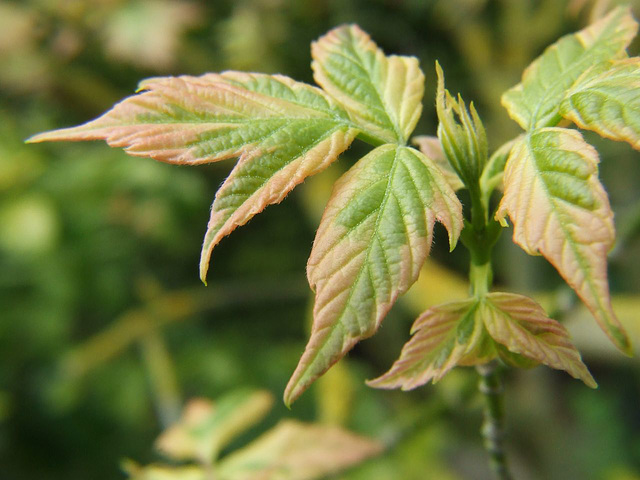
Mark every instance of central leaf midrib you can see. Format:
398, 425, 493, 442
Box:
330, 36, 405, 142
212, 125, 348, 215
526, 131, 610, 323
301, 147, 408, 384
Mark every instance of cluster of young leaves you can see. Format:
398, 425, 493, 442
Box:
371, 6, 640, 391
28, 7, 638, 405
124, 389, 381, 480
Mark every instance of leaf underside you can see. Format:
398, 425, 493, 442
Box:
369, 291, 595, 390
367, 298, 487, 390
482, 292, 596, 387
560, 58, 640, 149
502, 6, 637, 130
284, 144, 462, 405
496, 128, 630, 354
27, 72, 358, 283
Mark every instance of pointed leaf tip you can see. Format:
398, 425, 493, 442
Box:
312, 24, 425, 144
496, 128, 630, 354
560, 58, 640, 150
502, 6, 638, 129
29, 72, 359, 284
368, 298, 491, 390
285, 145, 462, 404
482, 293, 597, 388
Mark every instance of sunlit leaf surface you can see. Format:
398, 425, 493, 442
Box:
217, 420, 382, 480
560, 57, 640, 149
496, 127, 630, 353
27, 72, 358, 282
284, 144, 462, 404
481, 292, 596, 387
502, 6, 637, 129
312, 24, 424, 144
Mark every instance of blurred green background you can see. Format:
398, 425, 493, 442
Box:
1, 0, 640, 479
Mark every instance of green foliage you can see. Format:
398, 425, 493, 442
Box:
501, 6, 637, 129
29, 4, 640, 405
7, 2, 640, 479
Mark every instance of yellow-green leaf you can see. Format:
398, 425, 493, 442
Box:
560, 57, 640, 149
502, 6, 637, 130
216, 420, 382, 480
284, 144, 462, 405
155, 390, 273, 463
496, 128, 631, 354
123, 461, 206, 480
311, 24, 424, 144
27, 72, 358, 282
481, 292, 596, 387
367, 299, 491, 390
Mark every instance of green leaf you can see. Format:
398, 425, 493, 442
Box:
216, 420, 382, 480
367, 299, 493, 390
502, 6, 637, 130
436, 62, 488, 189
496, 128, 631, 354
311, 24, 424, 144
481, 292, 596, 387
26, 72, 358, 283
560, 57, 640, 149
284, 144, 463, 405
155, 390, 273, 463
412, 135, 464, 191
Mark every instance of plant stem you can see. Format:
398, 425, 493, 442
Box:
477, 361, 512, 480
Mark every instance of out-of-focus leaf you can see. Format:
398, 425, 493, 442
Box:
481, 292, 597, 387
560, 58, 640, 149
367, 298, 489, 390
27, 72, 358, 283
156, 390, 273, 463
496, 128, 630, 354
502, 6, 637, 129
102, 0, 201, 70
0, 194, 59, 255
412, 136, 464, 191
284, 145, 462, 405
312, 24, 424, 144
216, 420, 383, 480
218, 2, 285, 72
123, 460, 206, 480
0, 3, 36, 54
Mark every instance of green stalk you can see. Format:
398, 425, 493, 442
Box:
477, 361, 511, 480
463, 177, 512, 479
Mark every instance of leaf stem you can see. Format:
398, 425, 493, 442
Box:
477, 361, 512, 480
